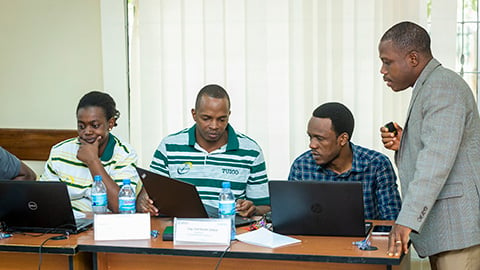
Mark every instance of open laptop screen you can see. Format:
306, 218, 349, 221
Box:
0, 180, 92, 234
269, 180, 367, 236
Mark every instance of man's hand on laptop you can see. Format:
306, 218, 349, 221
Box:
137, 187, 159, 216
236, 199, 256, 217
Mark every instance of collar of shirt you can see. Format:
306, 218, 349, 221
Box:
317, 142, 368, 177
187, 124, 240, 151
100, 134, 117, 161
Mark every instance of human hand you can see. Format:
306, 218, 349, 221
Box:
387, 224, 411, 256
380, 122, 403, 151
136, 188, 159, 216
77, 136, 101, 164
236, 199, 256, 217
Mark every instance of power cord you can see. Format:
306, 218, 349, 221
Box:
3, 224, 74, 270
213, 243, 231, 270
37, 234, 68, 270
14, 231, 48, 237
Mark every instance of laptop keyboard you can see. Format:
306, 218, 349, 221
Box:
74, 218, 94, 232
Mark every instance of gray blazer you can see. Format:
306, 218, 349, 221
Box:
395, 58, 480, 257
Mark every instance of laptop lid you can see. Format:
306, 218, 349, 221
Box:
0, 180, 92, 234
136, 167, 255, 227
269, 180, 366, 236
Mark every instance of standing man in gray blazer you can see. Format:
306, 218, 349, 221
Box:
378, 21, 480, 269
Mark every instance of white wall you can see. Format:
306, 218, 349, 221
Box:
0, 0, 129, 175
0, 0, 104, 129
100, 0, 130, 141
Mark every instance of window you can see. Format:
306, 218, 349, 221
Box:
456, 0, 479, 101
428, 0, 479, 101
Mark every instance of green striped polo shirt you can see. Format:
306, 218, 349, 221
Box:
150, 124, 270, 208
40, 134, 142, 212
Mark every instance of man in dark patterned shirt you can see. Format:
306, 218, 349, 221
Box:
288, 102, 401, 220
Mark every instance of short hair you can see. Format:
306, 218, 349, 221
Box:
380, 21, 432, 56
312, 102, 354, 139
76, 91, 120, 126
195, 84, 231, 110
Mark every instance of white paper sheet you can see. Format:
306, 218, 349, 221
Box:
94, 213, 150, 241
235, 228, 301, 248
174, 218, 231, 246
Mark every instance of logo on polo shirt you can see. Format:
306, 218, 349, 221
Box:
177, 162, 192, 175
222, 168, 239, 175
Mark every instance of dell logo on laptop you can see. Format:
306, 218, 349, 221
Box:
28, 201, 38, 211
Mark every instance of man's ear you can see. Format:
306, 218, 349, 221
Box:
407, 50, 419, 67
191, 108, 197, 121
339, 132, 349, 147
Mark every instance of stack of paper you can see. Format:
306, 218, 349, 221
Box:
235, 228, 301, 248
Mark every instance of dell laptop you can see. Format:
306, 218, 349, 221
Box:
0, 180, 93, 234
269, 180, 368, 236
136, 167, 255, 227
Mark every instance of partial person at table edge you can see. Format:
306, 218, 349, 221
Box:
0, 146, 36, 180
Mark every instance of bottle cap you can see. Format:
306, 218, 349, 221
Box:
222, 181, 230, 188
94, 175, 102, 181
122, 179, 131, 185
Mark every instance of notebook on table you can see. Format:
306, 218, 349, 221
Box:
0, 180, 93, 234
268, 180, 369, 237
136, 167, 255, 227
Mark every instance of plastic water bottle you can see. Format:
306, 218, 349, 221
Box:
0, 232, 12, 239
218, 181, 236, 240
118, 179, 136, 214
91, 175, 107, 214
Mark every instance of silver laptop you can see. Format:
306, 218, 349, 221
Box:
269, 180, 368, 236
136, 167, 255, 227
0, 180, 93, 234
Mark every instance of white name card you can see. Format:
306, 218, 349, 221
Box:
173, 218, 231, 246
94, 213, 150, 241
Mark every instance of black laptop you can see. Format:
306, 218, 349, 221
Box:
136, 167, 255, 227
0, 180, 93, 234
269, 180, 369, 237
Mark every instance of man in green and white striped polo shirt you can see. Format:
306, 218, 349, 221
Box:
140, 84, 270, 217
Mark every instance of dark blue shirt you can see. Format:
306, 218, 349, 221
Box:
288, 143, 401, 220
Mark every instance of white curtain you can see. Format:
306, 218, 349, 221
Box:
129, 0, 427, 179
